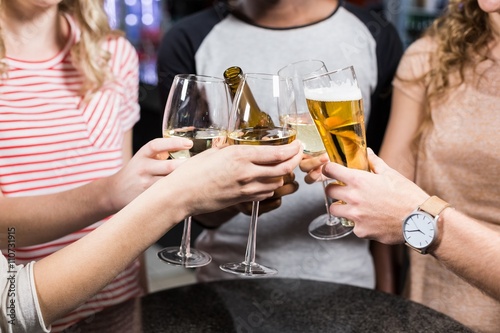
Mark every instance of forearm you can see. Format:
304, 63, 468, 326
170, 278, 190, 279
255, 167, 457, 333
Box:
0, 177, 116, 247
324, 153, 500, 300
33, 179, 188, 325
0, 131, 135, 247
430, 208, 500, 301
31, 142, 304, 324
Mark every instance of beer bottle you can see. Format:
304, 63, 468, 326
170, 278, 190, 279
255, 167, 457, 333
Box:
223, 66, 275, 128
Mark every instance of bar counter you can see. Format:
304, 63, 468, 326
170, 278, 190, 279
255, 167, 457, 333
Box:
68, 278, 474, 332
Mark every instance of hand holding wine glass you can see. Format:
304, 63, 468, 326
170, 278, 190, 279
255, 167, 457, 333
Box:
278, 60, 327, 156
158, 74, 230, 268
219, 72, 296, 277
279, 59, 354, 240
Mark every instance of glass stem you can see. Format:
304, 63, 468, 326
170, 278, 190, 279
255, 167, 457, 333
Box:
322, 180, 336, 226
179, 216, 192, 258
243, 201, 259, 266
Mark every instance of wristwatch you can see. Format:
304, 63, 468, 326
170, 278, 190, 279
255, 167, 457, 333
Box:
402, 196, 451, 254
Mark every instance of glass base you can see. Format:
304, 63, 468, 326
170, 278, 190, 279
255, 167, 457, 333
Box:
219, 262, 277, 277
157, 247, 212, 268
308, 214, 353, 240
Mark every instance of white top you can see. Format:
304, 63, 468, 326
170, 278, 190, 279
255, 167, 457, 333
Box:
0, 255, 49, 333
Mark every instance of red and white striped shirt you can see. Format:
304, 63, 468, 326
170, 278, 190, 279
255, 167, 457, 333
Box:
0, 14, 141, 331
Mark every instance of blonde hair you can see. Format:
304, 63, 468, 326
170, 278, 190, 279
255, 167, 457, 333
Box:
424, 0, 491, 101
0, 0, 123, 96
405, 0, 491, 148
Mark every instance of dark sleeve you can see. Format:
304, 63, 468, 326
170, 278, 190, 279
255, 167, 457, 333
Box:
156, 6, 226, 110
344, 4, 404, 154
366, 20, 403, 154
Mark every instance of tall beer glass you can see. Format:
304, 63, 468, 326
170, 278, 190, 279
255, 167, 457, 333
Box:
303, 66, 369, 228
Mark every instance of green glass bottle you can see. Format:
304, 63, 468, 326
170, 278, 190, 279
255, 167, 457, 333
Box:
223, 66, 275, 128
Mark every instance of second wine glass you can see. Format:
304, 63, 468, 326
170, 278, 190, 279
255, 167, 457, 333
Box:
158, 74, 230, 268
219, 73, 296, 277
278, 59, 354, 240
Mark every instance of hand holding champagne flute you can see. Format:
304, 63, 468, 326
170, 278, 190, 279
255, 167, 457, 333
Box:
278, 60, 326, 156
303, 66, 369, 228
219, 72, 296, 276
279, 59, 355, 240
158, 74, 230, 267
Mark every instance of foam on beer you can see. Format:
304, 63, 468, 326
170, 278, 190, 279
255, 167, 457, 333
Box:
304, 83, 362, 102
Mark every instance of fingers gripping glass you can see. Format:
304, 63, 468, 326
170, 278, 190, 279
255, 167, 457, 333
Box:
158, 74, 230, 268
303, 66, 370, 232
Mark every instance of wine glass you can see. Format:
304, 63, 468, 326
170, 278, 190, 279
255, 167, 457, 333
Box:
219, 73, 296, 277
279, 60, 354, 240
303, 66, 369, 228
157, 74, 230, 268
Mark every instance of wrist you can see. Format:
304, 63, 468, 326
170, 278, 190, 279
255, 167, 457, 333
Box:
402, 196, 451, 255
88, 176, 117, 216
428, 206, 453, 255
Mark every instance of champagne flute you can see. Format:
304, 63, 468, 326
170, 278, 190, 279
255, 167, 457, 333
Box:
219, 73, 296, 277
157, 74, 230, 268
303, 66, 369, 228
279, 60, 354, 240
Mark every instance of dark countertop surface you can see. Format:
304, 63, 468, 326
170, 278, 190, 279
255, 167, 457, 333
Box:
67, 278, 474, 332
141, 278, 473, 333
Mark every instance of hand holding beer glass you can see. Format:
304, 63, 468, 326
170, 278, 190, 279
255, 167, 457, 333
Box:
303, 66, 369, 228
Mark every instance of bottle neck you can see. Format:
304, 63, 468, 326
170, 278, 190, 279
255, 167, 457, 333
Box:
223, 67, 244, 98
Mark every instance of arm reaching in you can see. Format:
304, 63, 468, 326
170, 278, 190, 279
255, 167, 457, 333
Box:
299, 151, 399, 294
26, 141, 302, 327
322, 149, 500, 301
0, 138, 192, 247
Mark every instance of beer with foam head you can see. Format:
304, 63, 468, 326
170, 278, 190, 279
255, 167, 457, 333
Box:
303, 66, 366, 229
304, 84, 368, 171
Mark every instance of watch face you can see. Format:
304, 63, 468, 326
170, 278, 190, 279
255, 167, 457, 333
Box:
403, 211, 437, 250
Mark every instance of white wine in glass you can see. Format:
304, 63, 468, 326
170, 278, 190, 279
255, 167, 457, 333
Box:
278, 59, 354, 240
158, 74, 230, 268
303, 66, 369, 229
284, 113, 325, 155
219, 72, 296, 277
278, 60, 326, 156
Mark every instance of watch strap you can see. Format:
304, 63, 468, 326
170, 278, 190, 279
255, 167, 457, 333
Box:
412, 247, 426, 255
419, 196, 450, 217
